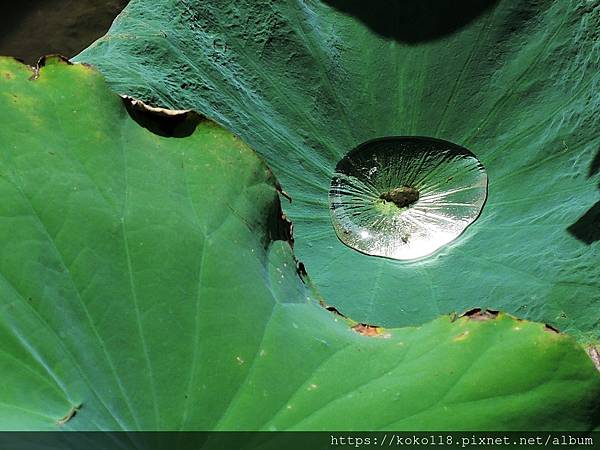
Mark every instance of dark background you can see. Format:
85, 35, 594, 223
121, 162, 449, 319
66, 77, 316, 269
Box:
0, 0, 129, 64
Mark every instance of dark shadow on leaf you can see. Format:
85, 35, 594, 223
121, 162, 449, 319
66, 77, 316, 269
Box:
568, 201, 600, 245
567, 145, 600, 245
323, 0, 500, 43
589, 147, 600, 177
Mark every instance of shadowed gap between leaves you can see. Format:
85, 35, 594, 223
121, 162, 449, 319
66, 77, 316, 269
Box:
459, 309, 559, 333
122, 97, 201, 138
267, 195, 294, 248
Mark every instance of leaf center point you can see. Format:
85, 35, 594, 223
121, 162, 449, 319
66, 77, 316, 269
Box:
379, 186, 420, 208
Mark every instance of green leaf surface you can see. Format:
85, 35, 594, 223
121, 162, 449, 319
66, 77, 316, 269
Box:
0, 57, 598, 431
76, 0, 600, 342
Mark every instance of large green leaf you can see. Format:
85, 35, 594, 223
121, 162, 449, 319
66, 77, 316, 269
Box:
1, 57, 599, 431
76, 0, 600, 342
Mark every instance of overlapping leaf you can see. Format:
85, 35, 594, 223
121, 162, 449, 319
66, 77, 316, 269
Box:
77, 0, 600, 342
0, 58, 598, 432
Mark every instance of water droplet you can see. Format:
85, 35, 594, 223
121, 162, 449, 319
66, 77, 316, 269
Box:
329, 137, 488, 260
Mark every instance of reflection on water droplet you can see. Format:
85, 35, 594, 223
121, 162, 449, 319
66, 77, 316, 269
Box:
329, 137, 488, 260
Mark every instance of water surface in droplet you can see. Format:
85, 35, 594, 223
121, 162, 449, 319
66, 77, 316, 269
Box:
329, 137, 488, 260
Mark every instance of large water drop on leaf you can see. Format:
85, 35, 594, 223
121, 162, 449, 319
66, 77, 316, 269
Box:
329, 137, 488, 260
